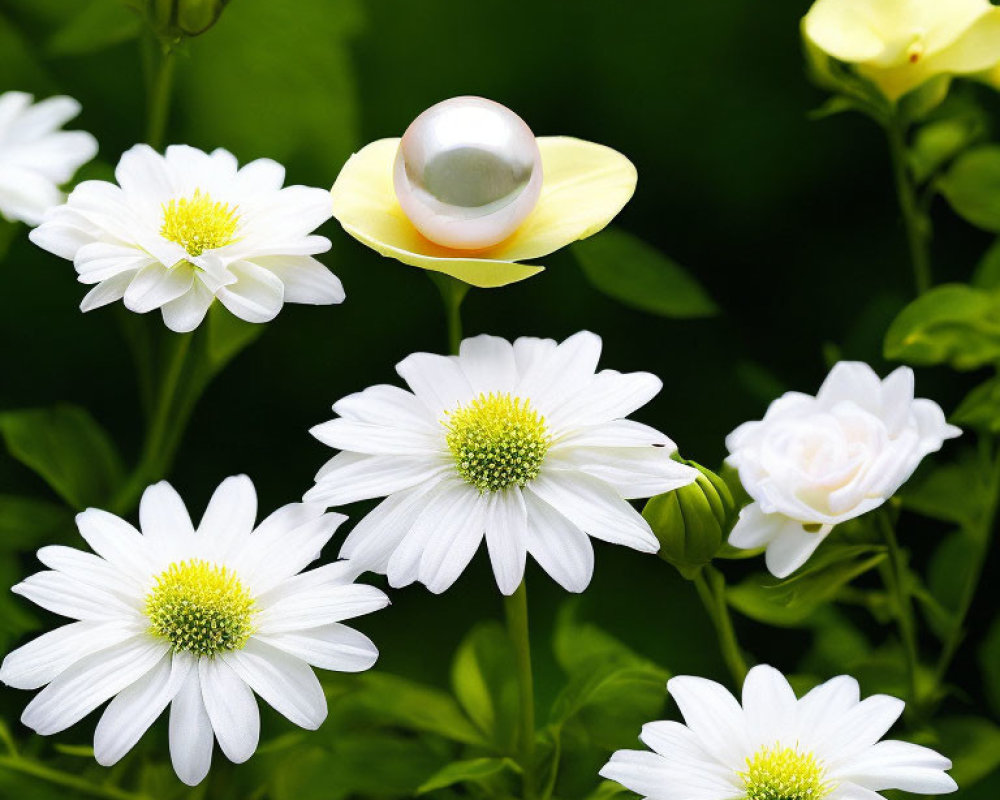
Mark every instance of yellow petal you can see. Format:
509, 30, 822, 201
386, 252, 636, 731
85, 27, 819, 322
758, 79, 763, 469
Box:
329, 136, 636, 289
924, 6, 1000, 74
803, 0, 892, 64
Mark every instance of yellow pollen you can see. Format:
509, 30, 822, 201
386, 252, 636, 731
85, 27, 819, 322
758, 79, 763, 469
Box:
160, 189, 240, 256
741, 744, 833, 800
444, 392, 551, 493
145, 559, 256, 657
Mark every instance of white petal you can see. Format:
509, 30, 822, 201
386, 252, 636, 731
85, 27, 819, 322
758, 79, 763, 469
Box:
416, 486, 487, 593
169, 670, 214, 786
161, 281, 215, 333
547, 446, 698, 499
76, 508, 156, 583
524, 490, 594, 593
198, 474, 257, 557
742, 664, 798, 745
257, 623, 379, 673
484, 490, 528, 596
816, 362, 882, 412
459, 335, 518, 395
36, 545, 134, 594
553, 419, 674, 449
529, 471, 659, 552
257, 581, 389, 635
309, 418, 440, 455
306, 452, 445, 506
13, 571, 138, 620
252, 255, 344, 305
667, 675, 751, 767
123, 264, 194, 313
515, 330, 602, 409
80, 272, 137, 312
396, 352, 473, 413
331, 383, 436, 431
235, 512, 346, 595
0, 620, 142, 690
94, 651, 194, 766
838, 740, 956, 793
764, 519, 832, 579
225, 639, 327, 730
216, 260, 285, 323
21, 637, 168, 735
816, 694, 905, 765
198, 657, 260, 763
140, 481, 196, 553
728, 503, 784, 550
599, 750, 673, 799
548, 369, 662, 429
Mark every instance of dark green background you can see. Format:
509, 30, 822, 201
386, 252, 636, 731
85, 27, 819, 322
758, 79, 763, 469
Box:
0, 0, 997, 797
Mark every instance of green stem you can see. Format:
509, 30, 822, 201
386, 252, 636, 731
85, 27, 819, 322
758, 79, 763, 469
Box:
0, 755, 151, 800
112, 331, 193, 513
146, 40, 177, 150
876, 511, 921, 711
504, 580, 537, 800
430, 272, 470, 354
693, 566, 748, 688
933, 436, 1000, 688
886, 118, 933, 295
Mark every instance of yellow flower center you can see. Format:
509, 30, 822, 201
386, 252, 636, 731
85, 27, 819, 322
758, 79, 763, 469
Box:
160, 189, 240, 256
741, 745, 832, 800
444, 392, 551, 493
145, 559, 256, 657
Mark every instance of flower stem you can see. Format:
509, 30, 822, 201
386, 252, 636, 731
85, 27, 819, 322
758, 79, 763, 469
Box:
145, 39, 177, 150
504, 580, 538, 800
0, 755, 152, 800
885, 118, 932, 295
112, 331, 193, 513
430, 272, 470, 354
933, 436, 1000, 689
693, 566, 748, 688
876, 511, 921, 712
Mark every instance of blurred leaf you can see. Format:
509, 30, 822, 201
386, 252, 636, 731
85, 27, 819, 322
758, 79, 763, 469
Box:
982, 616, 1000, 718
573, 227, 718, 318
0, 556, 39, 652
884, 284, 1000, 370
177, 0, 364, 169
974, 238, 1000, 290
0, 13, 53, 91
940, 146, 1000, 233
451, 622, 519, 754
0, 405, 125, 510
900, 453, 988, 527
919, 531, 978, 639
912, 717, 1000, 789
584, 781, 635, 800
0, 495, 74, 551
326, 671, 486, 747
911, 117, 982, 184
417, 756, 520, 794
45, 0, 141, 57
953, 377, 1000, 434
0, 219, 18, 261
205, 301, 266, 370
554, 601, 658, 675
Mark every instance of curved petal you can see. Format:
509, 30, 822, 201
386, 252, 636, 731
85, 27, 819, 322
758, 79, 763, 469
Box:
330, 136, 635, 288
256, 623, 379, 673
198, 657, 260, 764
524, 490, 594, 593
225, 639, 326, 730
169, 669, 214, 786
197, 474, 257, 556
803, 0, 892, 63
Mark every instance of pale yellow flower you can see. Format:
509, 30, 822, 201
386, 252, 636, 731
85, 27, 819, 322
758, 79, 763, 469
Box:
329, 137, 636, 288
804, 0, 1000, 101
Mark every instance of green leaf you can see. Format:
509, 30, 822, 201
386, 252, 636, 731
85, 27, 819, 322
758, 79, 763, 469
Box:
919, 531, 978, 639
940, 146, 1000, 233
953, 377, 1000, 434
45, 0, 142, 57
573, 227, 718, 318
553, 601, 657, 675
910, 116, 983, 184
899, 452, 988, 527
417, 757, 520, 794
451, 622, 519, 753
974, 238, 1000, 290
0, 495, 75, 551
0, 406, 125, 510
584, 781, 636, 800
981, 616, 1000, 718
883, 284, 1000, 370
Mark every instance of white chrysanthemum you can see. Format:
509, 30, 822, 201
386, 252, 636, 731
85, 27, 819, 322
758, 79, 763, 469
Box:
305, 331, 699, 595
601, 664, 957, 800
0, 476, 388, 786
726, 362, 960, 578
0, 92, 97, 225
29, 144, 345, 333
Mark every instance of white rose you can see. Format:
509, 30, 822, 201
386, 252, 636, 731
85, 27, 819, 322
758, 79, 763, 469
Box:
725, 362, 961, 578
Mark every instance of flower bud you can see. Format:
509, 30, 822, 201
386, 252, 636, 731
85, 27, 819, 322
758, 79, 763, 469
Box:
643, 461, 735, 579
148, 0, 232, 39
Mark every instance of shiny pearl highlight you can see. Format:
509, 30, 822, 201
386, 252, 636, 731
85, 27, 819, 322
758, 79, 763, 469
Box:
393, 96, 543, 250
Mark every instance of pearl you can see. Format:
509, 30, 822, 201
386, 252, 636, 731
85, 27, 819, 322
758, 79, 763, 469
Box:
393, 96, 543, 250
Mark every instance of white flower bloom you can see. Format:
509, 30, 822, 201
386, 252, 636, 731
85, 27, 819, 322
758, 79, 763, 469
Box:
0, 92, 97, 225
726, 362, 960, 578
305, 331, 699, 595
0, 476, 388, 786
29, 144, 344, 333
601, 664, 957, 800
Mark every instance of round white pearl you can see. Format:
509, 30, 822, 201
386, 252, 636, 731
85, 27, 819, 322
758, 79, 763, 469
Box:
393, 96, 543, 250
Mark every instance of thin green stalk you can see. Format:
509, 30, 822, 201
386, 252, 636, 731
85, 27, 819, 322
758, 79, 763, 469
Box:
112, 331, 193, 513
933, 436, 1000, 687
886, 118, 932, 295
876, 511, 920, 711
430, 272, 470, 354
0, 755, 152, 800
504, 580, 537, 800
146, 40, 176, 150
693, 566, 748, 688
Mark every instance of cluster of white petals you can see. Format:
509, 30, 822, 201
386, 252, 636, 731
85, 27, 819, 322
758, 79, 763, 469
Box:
307, 331, 698, 595
0, 476, 387, 786
0, 92, 97, 225
30, 144, 344, 332
602, 664, 956, 800
726, 362, 960, 578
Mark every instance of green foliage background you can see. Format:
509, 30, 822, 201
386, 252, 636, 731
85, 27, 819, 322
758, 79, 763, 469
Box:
0, 0, 998, 798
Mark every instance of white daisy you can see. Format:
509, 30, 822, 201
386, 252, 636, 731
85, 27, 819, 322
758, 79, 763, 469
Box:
0, 92, 97, 225
29, 144, 345, 333
601, 664, 957, 800
0, 476, 388, 786
304, 331, 699, 595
